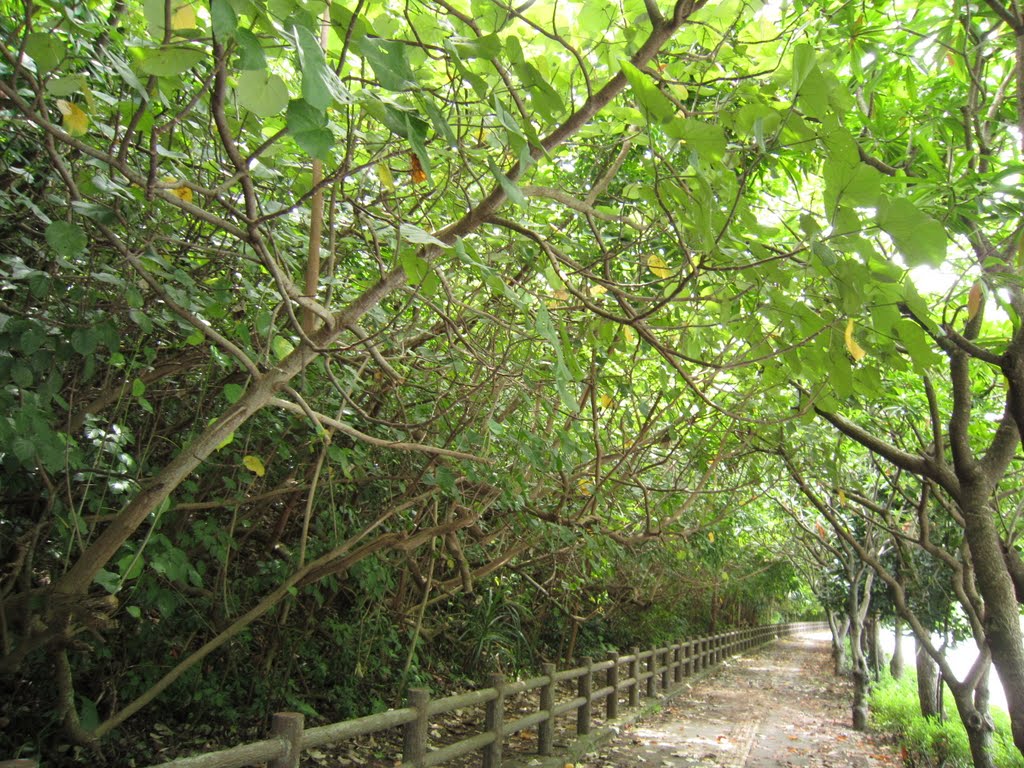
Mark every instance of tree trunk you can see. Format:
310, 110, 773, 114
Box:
890, 618, 905, 679
916, 639, 940, 718
866, 612, 883, 680
827, 610, 850, 675
848, 589, 871, 730
949, 683, 996, 768
960, 493, 1024, 755
850, 618, 870, 730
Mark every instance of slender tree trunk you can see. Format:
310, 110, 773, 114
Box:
850, 619, 870, 730
848, 586, 871, 730
960, 492, 1024, 755
949, 683, 996, 768
890, 618, 905, 679
827, 610, 850, 675
867, 612, 883, 680
916, 639, 941, 718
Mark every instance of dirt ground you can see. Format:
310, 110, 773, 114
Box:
575, 631, 902, 768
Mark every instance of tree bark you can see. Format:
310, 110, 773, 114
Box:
916, 639, 940, 718
848, 572, 873, 730
827, 610, 850, 675
890, 618, 905, 679
960, 491, 1024, 755
949, 682, 996, 768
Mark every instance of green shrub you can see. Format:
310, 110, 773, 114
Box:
869, 670, 1024, 768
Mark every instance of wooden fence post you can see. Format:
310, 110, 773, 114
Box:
629, 648, 640, 707
268, 712, 304, 768
483, 673, 505, 768
0, 761, 38, 767
539, 663, 555, 756
673, 644, 683, 683
661, 648, 671, 689
646, 646, 657, 698
403, 688, 431, 768
577, 657, 593, 735
606, 651, 619, 720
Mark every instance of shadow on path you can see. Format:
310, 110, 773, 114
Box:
579, 632, 900, 768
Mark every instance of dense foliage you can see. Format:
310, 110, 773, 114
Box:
2, 0, 1024, 765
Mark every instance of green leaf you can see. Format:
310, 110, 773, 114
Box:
132, 378, 146, 397
896, 318, 942, 373
666, 118, 726, 162
797, 67, 830, 119
823, 162, 881, 219
876, 197, 947, 267
25, 32, 66, 75
118, 553, 145, 580
20, 327, 46, 355
45, 221, 87, 258
11, 362, 33, 388
487, 159, 525, 208
242, 454, 266, 476
211, 0, 237, 39
271, 335, 295, 361
224, 383, 244, 403
420, 97, 458, 148
510, 57, 564, 121
398, 223, 449, 248
143, 0, 167, 38
286, 99, 333, 159
236, 70, 289, 117
94, 570, 120, 594
791, 43, 816, 93
400, 250, 430, 282
294, 25, 347, 110
452, 34, 502, 59
353, 34, 417, 91
12, 437, 35, 462
620, 60, 675, 123
234, 28, 266, 70
44, 74, 88, 97
139, 46, 206, 76
129, 309, 153, 333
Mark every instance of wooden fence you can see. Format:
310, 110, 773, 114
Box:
3, 621, 825, 768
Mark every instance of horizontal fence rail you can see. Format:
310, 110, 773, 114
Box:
8, 621, 824, 768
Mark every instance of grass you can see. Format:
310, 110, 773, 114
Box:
869, 670, 1024, 767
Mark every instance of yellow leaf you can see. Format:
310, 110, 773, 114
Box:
577, 477, 593, 497
375, 163, 395, 191
56, 99, 88, 136
171, 3, 197, 30
838, 490, 847, 506
553, 289, 570, 301
844, 318, 866, 362
171, 185, 193, 204
967, 282, 983, 321
708, 531, 715, 543
647, 253, 671, 279
598, 394, 614, 408
589, 284, 607, 297
623, 326, 635, 344
242, 455, 266, 477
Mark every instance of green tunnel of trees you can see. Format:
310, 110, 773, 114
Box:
3, 0, 1024, 765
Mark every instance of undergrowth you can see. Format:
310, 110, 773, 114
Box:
869, 670, 1024, 768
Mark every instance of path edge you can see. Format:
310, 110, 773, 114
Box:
503, 639, 783, 768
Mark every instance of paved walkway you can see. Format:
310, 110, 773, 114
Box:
580, 632, 900, 768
